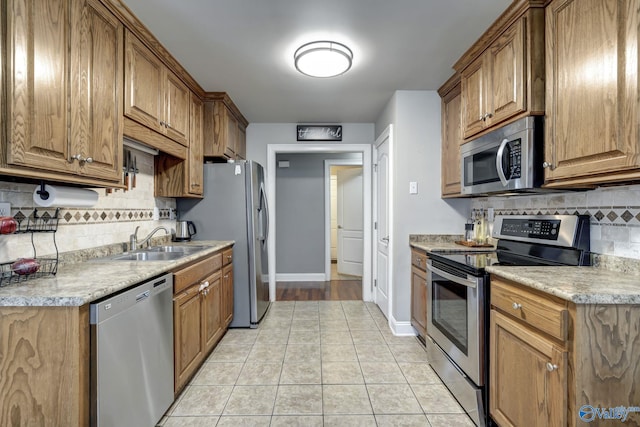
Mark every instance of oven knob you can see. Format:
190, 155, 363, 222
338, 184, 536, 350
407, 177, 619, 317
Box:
546, 362, 558, 372
512, 302, 522, 310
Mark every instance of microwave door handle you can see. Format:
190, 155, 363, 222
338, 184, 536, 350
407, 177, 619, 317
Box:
495, 138, 510, 186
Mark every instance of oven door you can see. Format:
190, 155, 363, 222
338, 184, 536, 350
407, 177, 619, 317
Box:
426, 259, 485, 386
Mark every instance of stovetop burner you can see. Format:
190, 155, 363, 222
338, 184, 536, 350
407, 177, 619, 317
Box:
428, 250, 499, 275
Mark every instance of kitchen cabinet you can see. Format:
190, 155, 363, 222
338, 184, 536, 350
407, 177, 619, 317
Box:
124, 30, 190, 147
453, 1, 545, 141
490, 275, 640, 427
410, 248, 428, 340
204, 95, 249, 160
222, 248, 234, 327
155, 91, 204, 198
4, 0, 123, 186
439, 75, 463, 197
544, 0, 640, 187
173, 250, 230, 395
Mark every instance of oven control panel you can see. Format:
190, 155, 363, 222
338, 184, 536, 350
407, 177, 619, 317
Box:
499, 218, 561, 240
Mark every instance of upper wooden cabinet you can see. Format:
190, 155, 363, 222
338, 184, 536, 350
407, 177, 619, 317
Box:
544, 0, 640, 187
439, 75, 463, 198
454, 1, 545, 141
204, 94, 249, 160
124, 31, 190, 147
155, 91, 204, 198
4, 0, 123, 186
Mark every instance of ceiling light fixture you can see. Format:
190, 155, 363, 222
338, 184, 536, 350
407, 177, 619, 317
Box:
294, 41, 353, 78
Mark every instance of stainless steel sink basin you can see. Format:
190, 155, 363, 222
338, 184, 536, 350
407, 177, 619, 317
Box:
146, 245, 209, 253
91, 245, 210, 262
109, 252, 185, 261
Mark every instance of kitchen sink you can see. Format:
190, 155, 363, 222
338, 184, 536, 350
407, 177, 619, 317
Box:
91, 245, 210, 262
146, 245, 209, 253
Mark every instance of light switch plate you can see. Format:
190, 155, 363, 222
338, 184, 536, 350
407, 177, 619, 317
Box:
409, 181, 418, 194
0, 202, 11, 217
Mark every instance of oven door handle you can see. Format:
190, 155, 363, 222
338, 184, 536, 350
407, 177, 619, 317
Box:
495, 138, 510, 187
427, 261, 478, 289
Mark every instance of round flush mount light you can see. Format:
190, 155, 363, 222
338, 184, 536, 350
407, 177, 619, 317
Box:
294, 41, 353, 78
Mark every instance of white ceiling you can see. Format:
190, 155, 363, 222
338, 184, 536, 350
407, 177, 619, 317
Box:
122, 0, 512, 123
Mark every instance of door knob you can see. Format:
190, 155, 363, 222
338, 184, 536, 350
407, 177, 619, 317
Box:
338, 225, 343, 229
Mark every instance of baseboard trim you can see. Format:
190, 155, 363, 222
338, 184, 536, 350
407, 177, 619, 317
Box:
276, 273, 327, 282
389, 315, 418, 336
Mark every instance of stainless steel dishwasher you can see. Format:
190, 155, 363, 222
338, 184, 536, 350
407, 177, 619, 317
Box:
90, 273, 174, 427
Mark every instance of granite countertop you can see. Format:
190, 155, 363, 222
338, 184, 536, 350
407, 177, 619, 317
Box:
410, 234, 640, 305
486, 265, 640, 305
0, 240, 234, 307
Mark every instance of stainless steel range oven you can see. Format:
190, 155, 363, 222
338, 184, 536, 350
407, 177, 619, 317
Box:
426, 215, 591, 427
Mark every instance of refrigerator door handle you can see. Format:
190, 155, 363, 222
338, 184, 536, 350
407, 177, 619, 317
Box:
260, 183, 270, 245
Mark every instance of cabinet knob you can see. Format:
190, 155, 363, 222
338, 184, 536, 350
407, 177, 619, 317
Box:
542, 161, 554, 169
479, 115, 485, 121
159, 120, 165, 127
485, 112, 493, 119
546, 362, 558, 372
512, 302, 522, 310
166, 122, 172, 129
71, 154, 93, 164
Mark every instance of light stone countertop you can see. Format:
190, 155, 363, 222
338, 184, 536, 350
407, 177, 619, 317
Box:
409, 234, 640, 305
486, 266, 640, 305
0, 240, 234, 307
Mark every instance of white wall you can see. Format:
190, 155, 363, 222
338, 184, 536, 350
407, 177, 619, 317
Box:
375, 90, 470, 324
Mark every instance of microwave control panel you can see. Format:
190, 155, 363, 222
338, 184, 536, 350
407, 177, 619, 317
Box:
507, 139, 522, 178
499, 218, 561, 240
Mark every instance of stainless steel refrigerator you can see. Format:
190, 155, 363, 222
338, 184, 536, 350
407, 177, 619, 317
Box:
177, 160, 270, 328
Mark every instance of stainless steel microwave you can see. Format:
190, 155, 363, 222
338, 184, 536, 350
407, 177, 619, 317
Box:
460, 116, 544, 195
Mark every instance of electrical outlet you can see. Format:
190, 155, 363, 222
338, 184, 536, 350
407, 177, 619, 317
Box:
0, 202, 11, 217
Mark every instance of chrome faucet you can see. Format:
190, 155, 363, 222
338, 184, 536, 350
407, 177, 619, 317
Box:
130, 226, 169, 251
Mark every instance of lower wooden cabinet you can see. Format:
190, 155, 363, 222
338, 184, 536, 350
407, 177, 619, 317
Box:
490, 310, 567, 427
172, 247, 233, 395
222, 263, 234, 327
173, 284, 205, 393
410, 248, 428, 339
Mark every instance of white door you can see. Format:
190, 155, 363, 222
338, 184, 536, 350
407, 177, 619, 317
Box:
337, 167, 364, 277
374, 126, 392, 319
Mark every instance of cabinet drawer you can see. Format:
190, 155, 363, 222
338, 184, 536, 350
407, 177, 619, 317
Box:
411, 249, 428, 271
222, 248, 233, 266
491, 278, 568, 342
174, 252, 222, 294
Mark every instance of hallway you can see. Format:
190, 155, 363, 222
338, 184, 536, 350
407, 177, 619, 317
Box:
159, 301, 473, 426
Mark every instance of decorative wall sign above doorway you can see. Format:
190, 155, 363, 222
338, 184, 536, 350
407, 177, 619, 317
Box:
297, 125, 342, 141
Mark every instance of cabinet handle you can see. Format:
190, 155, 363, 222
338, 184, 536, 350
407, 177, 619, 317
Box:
224, 274, 229, 279
546, 362, 558, 372
485, 112, 493, 119
203, 280, 209, 288
166, 122, 172, 129
542, 161, 554, 170
160, 120, 165, 127
192, 183, 201, 187
479, 115, 485, 121
512, 302, 522, 310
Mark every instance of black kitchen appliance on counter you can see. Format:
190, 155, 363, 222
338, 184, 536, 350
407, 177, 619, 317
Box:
425, 214, 590, 427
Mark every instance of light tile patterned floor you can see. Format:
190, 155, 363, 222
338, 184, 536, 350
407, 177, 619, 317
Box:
158, 301, 474, 426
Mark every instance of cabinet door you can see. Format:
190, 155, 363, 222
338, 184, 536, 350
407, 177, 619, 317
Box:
174, 285, 204, 394
441, 83, 462, 197
487, 18, 525, 127
202, 272, 223, 353
7, 0, 75, 174
410, 266, 427, 338
165, 71, 190, 146
70, 0, 123, 182
236, 123, 247, 160
124, 31, 164, 134
222, 263, 234, 327
461, 57, 486, 139
225, 108, 238, 158
545, 0, 640, 182
188, 93, 204, 195
490, 310, 567, 427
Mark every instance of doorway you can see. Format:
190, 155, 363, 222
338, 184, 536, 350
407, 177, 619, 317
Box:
325, 160, 364, 282
267, 144, 373, 303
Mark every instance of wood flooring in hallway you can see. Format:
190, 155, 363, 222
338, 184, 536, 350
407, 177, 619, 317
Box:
275, 279, 362, 301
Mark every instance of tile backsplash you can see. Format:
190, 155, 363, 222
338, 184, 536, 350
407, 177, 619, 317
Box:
471, 184, 640, 259
0, 148, 176, 263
